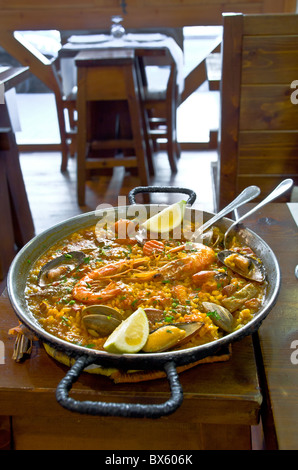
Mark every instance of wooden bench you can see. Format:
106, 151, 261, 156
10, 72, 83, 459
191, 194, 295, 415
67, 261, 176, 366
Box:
217, 13, 298, 210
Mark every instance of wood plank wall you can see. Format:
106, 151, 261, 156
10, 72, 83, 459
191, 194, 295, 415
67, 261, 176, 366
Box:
239, 15, 298, 198
218, 13, 298, 209
0, 0, 296, 31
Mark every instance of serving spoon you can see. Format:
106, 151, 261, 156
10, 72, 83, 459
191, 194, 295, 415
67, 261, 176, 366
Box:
224, 178, 294, 249
190, 185, 261, 242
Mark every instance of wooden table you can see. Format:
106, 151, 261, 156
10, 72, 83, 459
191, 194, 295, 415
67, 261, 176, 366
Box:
59, 33, 185, 96
0, 292, 261, 450
0, 67, 35, 280
236, 202, 298, 450
0, 202, 296, 450
61, 34, 185, 178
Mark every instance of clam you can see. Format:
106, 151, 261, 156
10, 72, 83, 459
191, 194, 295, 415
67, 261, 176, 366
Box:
37, 251, 85, 287
217, 250, 265, 282
82, 305, 122, 337
202, 301, 234, 333
96, 236, 111, 248
142, 322, 204, 353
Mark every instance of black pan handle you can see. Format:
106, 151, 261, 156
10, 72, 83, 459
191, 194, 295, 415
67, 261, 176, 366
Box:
128, 186, 196, 206
56, 356, 183, 418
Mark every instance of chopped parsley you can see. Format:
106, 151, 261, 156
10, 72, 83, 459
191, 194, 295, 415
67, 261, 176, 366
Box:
206, 310, 221, 321
164, 314, 174, 323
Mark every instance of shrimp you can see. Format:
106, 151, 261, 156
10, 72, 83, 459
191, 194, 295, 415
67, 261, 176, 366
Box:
143, 240, 165, 256
158, 243, 216, 281
129, 243, 216, 282
192, 270, 230, 288
172, 284, 188, 303
72, 257, 149, 304
113, 218, 137, 245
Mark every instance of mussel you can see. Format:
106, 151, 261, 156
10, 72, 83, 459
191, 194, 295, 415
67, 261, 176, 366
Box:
217, 250, 265, 282
82, 305, 122, 338
143, 308, 165, 327
37, 251, 85, 287
142, 322, 204, 353
202, 301, 233, 333
201, 226, 224, 248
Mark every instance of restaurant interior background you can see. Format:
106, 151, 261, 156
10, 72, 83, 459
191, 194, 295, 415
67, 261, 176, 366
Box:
1, 0, 297, 235
0, 25, 222, 235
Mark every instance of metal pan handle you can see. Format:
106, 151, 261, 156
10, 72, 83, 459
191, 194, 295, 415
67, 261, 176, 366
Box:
56, 356, 183, 418
128, 186, 196, 206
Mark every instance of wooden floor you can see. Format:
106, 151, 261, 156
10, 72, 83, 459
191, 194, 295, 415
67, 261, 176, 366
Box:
19, 149, 218, 235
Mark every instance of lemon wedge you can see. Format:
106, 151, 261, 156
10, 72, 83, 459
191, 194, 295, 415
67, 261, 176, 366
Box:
141, 199, 186, 234
103, 307, 149, 354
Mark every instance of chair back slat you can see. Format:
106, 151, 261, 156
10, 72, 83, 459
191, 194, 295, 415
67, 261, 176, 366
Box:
218, 13, 298, 210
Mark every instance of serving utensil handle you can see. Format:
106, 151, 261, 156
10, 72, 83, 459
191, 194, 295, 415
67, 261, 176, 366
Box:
128, 186, 196, 206
56, 356, 184, 418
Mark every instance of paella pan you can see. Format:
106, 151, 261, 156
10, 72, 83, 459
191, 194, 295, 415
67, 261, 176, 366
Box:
7, 186, 281, 418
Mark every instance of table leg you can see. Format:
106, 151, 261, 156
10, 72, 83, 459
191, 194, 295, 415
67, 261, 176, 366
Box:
0, 155, 15, 280
0, 416, 11, 450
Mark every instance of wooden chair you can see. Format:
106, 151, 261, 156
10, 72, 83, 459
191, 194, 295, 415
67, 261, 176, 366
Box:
58, 47, 181, 175
0, 127, 14, 280
75, 49, 151, 205
141, 54, 180, 173
216, 13, 298, 210
51, 60, 78, 160
61, 87, 77, 158
0, 69, 35, 280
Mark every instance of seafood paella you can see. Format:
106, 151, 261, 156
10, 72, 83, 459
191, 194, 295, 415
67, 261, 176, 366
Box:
25, 217, 267, 354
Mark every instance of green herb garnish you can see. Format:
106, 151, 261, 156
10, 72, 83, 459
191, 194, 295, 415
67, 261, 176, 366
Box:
164, 315, 174, 323
206, 310, 221, 321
